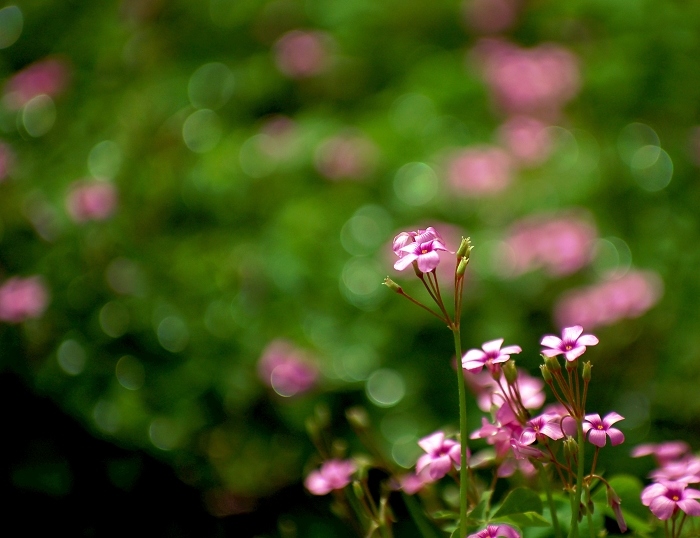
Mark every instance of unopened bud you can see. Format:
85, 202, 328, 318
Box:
545, 355, 561, 373
346, 406, 370, 430
540, 364, 553, 383
352, 481, 364, 499
456, 256, 469, 276
383, 277, 402, 293
582, 361, 592, 382
563, 436, 578, 459
587, 499, 595, 514
456, 237, 473, 259
566, 357, 578, 372
503, 361, 518, 384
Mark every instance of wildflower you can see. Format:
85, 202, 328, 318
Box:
66, 180, 118, 223
641, 480, 700, 520
462, 338, 522, 374
304, 459, 356, 495
446, 145, 513, 197
416, 431, 462, 480
519, 413, 565, 445
274, 30, 333, 78
394, 237, 450, 273
257, 340, 318, 397
608, 488, 627, 533
632, 441, 690, 465
649, 456, 700, 484
0, 276, 49, 323
582, 412, 625, 447
398, 471, 430, 495
468, 524, 521, 538
540, 325, 598, 362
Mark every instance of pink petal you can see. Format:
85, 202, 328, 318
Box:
429, 455, 453, 479
564, 345, 586, 361
305, 472, 331, 495
415, 454, 432, 474
588, 429, 608, 447
602, 412, 624, 427
519, 430, 537, 445
418, 431, 445, 454
394, 254, 417, 271
500, 345, 522, 355
577, 334, 599, 346
463, 349, 488, 363
677, 498, 700, 516
607, 428, 625, 446
448, 443, 462, 466
649, 496, 676, 520
540, 335, 562, 348
416, 251, 440, 272
540, 348, 563, 357
483, 339, 505, 353
562, 325, 584, 341
684, 488, 700, 499
540, 423, 565, 440
642, 483, 667, 506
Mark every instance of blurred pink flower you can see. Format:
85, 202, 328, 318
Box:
554, 270, 663, 329
258, 115, 299, 161
466, 368, 544, 413
463, 0, 520, 34
66, 180, 118, 223
398, 471, 431, 494
274, 30, 333, 78
305, 459, 356, 495
0, 276, 49, 323
497, 213, 597, 277
498, 115, 552, 167
473, 39, 580, 119
583, 412, 625, 447
447, 145, 513, 197
257, 339, 318, 397
632, 441, 691, 466
0, 142, 15, 182
642, 481, 700, 520
314, 133, 378, 180
462, 338, 522, 374
3, 57, 71, 110
416, 431, 462, 480
468, 524, 521, 538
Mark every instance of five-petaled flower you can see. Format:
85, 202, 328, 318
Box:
394, 239, 449, 273
468, 524, 521, 538
641, 480, 700, 520
540, 325, 599, 361
416, 431, 462, 480
462, 338, 522, 374
304, 459, 356, 495
582, 412, 625, 447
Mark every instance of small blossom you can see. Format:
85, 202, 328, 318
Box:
468, 524, 521, 538
66, 180, 118, 223
304, 459, 356, 495
632, 441, 690, 465
649, 456, 700, 484
394, 238, 449, 273
446, 145, 513, 197
540, 325, 598, 362
397, 471, 431, 495
462, 338, 522, 374
519, 413, 565, 445
3, 57, 71, 110
416, 431, 461, 480
511, 437, 548, 461
583, 412, 625, 447
641, 480, 700, 520
608, 489, 627, 533
257, 339, 318, 397
274, 30, 333, 78
0, 276, 49, 323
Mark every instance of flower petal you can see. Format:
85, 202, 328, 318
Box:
564, 345, 586, 361
416, 250, 440, 273
577, 334, 599, 346
540, 335, 562, 349
428, 454, 453, 480
602, 412, 625, 427
305, 471, 332, 495
562, 325, 584, 342
677, 498, 700, 516
649, 496, 676, 520
500, 345, 522, 355
394, 254, 417, 271
607, 428, 625, 446
642, 483, 668, 506
482, 339, 505, 353
588, 429, 608, 447
418, 431, 445, 454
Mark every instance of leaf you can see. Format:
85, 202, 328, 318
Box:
468, 490, 492, 522
492, 512, 552, 528
431, 510, 459, 521
492, 487, 544, 518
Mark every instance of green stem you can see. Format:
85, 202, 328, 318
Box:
453, 328, 469, 538
535, 461, 561, 538
401, 493, 441, 538
569, 419, 586, 538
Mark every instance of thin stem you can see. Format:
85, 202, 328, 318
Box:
396, 289, 449, 324
535, 461, 562, 538
568, 419, 586, 538
454, 327, 469, 538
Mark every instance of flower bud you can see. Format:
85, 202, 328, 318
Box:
582, 361, 592, 382
540, 364, 553, 383
383, 277, 402, 293
352, 480, 364, 499
346, 406, 370, 430
566, 357, 578, 372
544, 355, 561, 373
456, 237, 473, 259
503, 360, 518, 384
456, 256, 470, 276
563, 436, 578, 459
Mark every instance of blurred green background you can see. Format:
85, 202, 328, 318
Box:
2, 0, 700, 535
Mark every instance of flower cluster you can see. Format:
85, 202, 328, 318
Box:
392, 226, 452, 273
635, 442, 700, 522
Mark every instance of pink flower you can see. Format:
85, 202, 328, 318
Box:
394, 237, 450, 273
398, 472, 431, 495
554, 270, 663, 329
314, 133, 378, 180
257, 340, 318, 397
540, 325, 599, 361
468, 524, 520, 538
582, 412, 625, 447
641, 480, 700, 520
416, 431, 462, 480
462, 338, 522, 373
3, 57, 71, 110
305, 459, 356, 495
498, 115, 552, 167
467, 368, 545, 412
519, 413, 565, 445
649, 457, 700, 484
632, 441, 691, 466
497, 213, 597, 277
473, 39, 580, 119
273, 30, 333, 78
446, 145, 513, 197
66, 180, 118, 223
0, 276, 49, 323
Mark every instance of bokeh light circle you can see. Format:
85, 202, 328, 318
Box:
182, 109, 222, 153
393, 162, 438, 206
0, 6, 23, 49
365, 368, 405, 408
